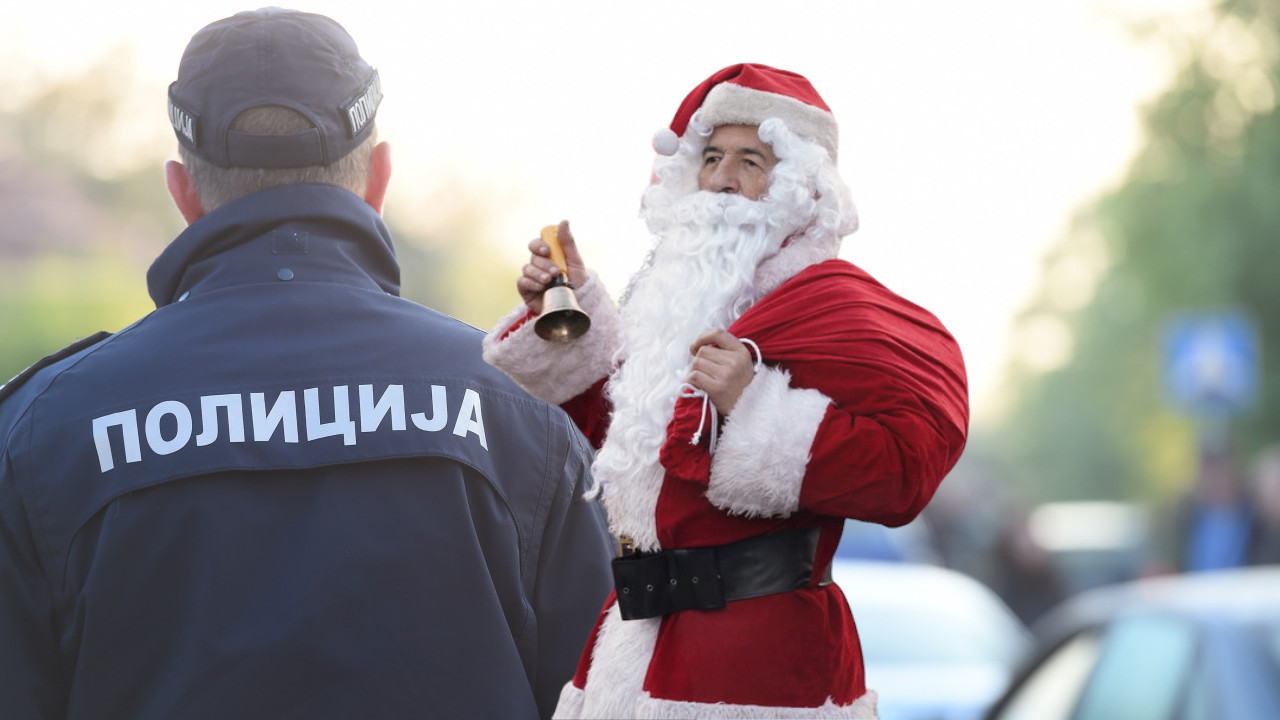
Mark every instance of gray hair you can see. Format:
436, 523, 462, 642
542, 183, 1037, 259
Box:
179, 105, 376, 212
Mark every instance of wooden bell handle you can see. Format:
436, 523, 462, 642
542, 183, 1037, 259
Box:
541, 225, 568, 276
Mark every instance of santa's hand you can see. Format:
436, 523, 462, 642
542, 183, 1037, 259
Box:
517, 220, 590, 315
688, 330, 755, 415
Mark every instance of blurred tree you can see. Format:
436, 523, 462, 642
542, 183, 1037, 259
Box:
992, 0, 1280, 503
385, 178, 532, 333
0, 65, 168, 383
1, 48, 521, 384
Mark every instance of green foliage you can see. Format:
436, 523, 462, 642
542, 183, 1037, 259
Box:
1, 47, 177, 381
0, 252, 153, 381
992, 0, 1280, 502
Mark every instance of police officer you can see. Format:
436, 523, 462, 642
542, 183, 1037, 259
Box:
0, 9, 613, 719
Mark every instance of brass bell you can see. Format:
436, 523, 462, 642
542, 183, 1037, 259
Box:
534, 225, 591, 342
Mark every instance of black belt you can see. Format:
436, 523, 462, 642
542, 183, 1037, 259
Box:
611, 528, 830, 621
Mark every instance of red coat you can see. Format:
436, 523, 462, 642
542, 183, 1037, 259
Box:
485, 259, 968, 718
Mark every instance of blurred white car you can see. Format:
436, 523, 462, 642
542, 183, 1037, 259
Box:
1026, 501, 1151, 594
984, 566, 1280, 720
833, 559, 1033, 720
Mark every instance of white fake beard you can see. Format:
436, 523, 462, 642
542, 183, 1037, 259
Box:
590, 189, 811, 550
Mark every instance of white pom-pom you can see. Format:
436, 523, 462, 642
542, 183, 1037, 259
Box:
652, 128, 679, 156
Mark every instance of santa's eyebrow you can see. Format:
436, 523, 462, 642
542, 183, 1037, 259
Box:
702, 145, 770, 161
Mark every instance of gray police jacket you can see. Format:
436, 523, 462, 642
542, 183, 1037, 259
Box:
0, 183, 614, 720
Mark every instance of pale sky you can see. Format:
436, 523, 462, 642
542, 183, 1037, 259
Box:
1, 0, 1209, 427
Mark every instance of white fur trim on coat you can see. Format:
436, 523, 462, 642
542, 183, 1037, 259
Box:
635, 690, 878, 719
555, 602, 877, 719
552, 683, 585, 720
571, 604, 662, 719
699, 82, 839, 161
482, 271, 621, 405
707, 366, 831, 518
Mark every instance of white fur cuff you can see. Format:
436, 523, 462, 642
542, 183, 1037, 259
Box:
481, 272, 621, 405
551, 683, 585, 720
635, 690, 878, 719
706, 366, 830, 517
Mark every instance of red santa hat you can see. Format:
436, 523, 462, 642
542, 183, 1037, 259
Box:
652, 63, 839, 160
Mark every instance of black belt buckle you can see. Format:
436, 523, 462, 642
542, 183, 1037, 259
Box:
612, 553, 673, 620
612, 548, 726, 620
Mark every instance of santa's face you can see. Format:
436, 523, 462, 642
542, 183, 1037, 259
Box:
697, 124, 777, 200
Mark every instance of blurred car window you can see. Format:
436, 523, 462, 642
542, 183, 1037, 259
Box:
835, 517, 940, 564
1072, 614, 1197, 720
993, 631, 1102, 720
1182, 668, 1213, 720
1269, 626, 1280, 675
988, 568, 1280, 720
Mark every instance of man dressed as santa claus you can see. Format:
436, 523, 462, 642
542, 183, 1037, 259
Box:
483, 64, 969, 719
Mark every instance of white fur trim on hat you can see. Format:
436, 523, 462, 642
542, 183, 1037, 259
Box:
482, 271, 621, 406
707, 366, 831, 518
653, 128, 680, 156
699, 82, 838, 160
635, 690, 879, 719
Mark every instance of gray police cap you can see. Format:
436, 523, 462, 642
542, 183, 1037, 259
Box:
167, 7, 382, 169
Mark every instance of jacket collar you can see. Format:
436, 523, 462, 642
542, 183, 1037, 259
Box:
147, 183, 399, 308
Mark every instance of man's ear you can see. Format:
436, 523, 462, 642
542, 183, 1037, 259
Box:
165, 160, 205, 225
364, 141, 392, 215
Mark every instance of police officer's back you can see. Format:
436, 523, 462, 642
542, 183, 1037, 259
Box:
0, 9, 614, 719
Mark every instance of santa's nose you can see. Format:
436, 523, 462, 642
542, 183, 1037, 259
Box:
708, 166, 739, 194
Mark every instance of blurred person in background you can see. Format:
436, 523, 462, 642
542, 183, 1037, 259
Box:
483, 63, 969, 719
921, 457, 1013, 580
0, 8, 613, 719
1247, 445, 1280, 565
985, 508, 1068, 626
1152, 444, 1257, 574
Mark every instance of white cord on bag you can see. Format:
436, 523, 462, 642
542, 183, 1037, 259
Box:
681, 336, 762, 454
741, 338, 763, 371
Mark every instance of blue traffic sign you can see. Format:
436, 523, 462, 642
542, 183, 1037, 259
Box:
1162, 311, 1260, 416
